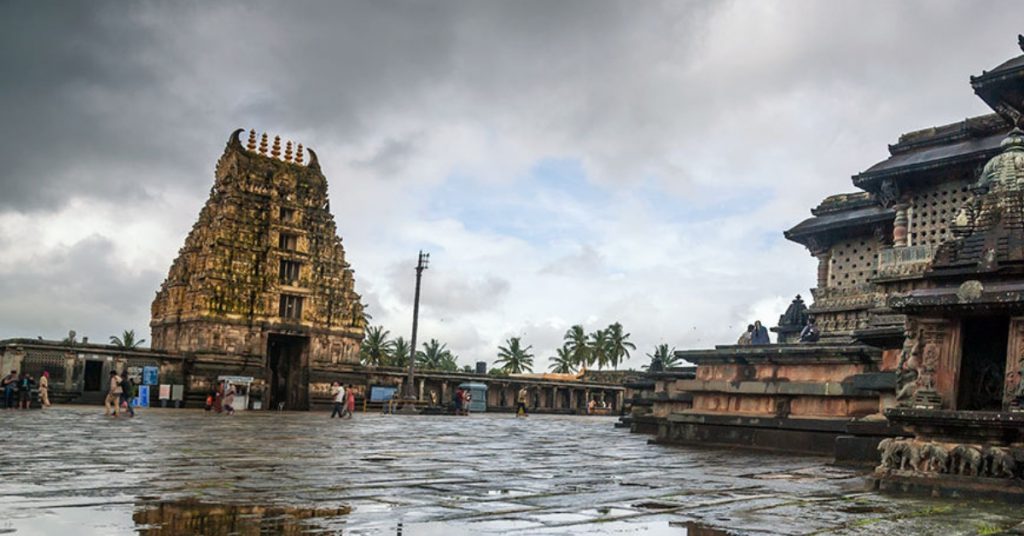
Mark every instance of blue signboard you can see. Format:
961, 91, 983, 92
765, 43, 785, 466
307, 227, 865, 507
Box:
142, 366, 159, 386
134, 385, 150, 408
369, 385, 398, 402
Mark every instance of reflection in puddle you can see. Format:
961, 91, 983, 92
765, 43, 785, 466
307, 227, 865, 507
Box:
669, 521, 732, 535
133, 499, 350, 535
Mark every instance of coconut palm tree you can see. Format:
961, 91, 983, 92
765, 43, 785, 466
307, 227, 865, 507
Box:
563, 325, 590, 370
589, 329, 611, 370
390, 336, 410, 368
548, 346, 577, 374
360, 325, 393, 367
109, 329, 145, 349
643, 344, 678, 371
495, 337, 535, 374
416, 339, 454, 371
606, 322, 636, 370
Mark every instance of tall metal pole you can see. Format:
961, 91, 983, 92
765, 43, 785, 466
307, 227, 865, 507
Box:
405, 251, 429, 400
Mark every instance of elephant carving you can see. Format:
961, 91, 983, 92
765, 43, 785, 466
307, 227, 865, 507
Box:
904, 442, 925, 471
983, 446, 1017, 478
951, 445, 983, 476
877, 438, 896, 472
921, 442, 950, 473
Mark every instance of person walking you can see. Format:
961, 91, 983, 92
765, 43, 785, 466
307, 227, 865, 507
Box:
2, 370, 17, 409
18, 373, 35, 409
222, 383, 236, 415
105, 371, 122, 417
344, 385, 356, 419
330, 382, 345, 418
38, 371, 51, 408
119, 371, 135, 417
751, 320, 771, 345
515, 386, 529, 418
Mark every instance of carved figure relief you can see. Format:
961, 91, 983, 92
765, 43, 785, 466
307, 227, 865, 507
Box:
895, 322, 921, 406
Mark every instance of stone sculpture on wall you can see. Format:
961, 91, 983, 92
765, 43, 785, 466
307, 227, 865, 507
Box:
877, 438, 1021, 479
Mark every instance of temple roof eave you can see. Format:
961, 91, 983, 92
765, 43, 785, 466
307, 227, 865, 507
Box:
852, 130, 1007, 190
784, 206, 894, 247
673, 343, 882, 366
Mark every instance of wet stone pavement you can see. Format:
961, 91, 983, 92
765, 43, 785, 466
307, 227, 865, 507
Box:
1, 408, 1023, 535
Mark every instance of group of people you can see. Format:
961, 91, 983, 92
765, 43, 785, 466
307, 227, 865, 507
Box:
104, 370, 136, 417
737, 318, 821, 345
2, 370, 50, 409
737, 320, 772, 345
330, 381, 356, 418
204, 381, 239, 415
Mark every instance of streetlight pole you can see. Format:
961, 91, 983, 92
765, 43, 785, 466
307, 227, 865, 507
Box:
405, 251, 429, 402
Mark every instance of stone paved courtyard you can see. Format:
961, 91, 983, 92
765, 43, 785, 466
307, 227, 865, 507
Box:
1, 408, 1022, 535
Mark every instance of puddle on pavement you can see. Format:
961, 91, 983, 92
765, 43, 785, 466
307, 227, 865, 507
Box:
133, 499, 350, 535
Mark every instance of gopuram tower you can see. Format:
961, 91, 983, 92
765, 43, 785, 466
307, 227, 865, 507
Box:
150, 129, 365, 409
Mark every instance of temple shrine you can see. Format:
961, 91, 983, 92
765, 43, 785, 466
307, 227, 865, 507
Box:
648, 36, 1024, 497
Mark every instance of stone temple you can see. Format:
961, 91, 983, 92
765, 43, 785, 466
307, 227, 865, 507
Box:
150, 129, 366, 409
631, 35, 1024, 498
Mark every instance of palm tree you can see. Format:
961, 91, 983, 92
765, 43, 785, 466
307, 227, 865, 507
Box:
360, 325, 393, 367
495, 337, 535, 374
390, 336, 410, 368
643, 344, 678, 371
110, 329, 145, 349
416, 339, 454, 371
548, 346, 577, 374
563, 325, 590, 370
606, 322, 636, 370
589, 329, 611, 370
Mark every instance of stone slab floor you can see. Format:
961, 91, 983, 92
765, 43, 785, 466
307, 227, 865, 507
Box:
0, 407, 1022, 535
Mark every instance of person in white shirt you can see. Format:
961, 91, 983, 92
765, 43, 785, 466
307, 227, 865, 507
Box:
330, 382, 345, 418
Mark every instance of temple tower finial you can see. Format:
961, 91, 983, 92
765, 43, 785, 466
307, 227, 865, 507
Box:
285, 140, 293, 162
296, 143, 304, 164
259, 133, 268, 155
271, 136, 281, 159
246, 129, 256, 151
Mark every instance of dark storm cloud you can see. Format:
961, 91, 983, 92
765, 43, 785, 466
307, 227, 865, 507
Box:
3, 0, 1024, 360
0, 235, 161, 339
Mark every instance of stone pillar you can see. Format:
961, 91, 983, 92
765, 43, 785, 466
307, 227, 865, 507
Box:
441, 381, 448, 405
569, 389, 576, 410
418, 378, 425, 401
893, 204, 909, 247
584, 388, 590, 409
616, 391, 624, 411
815, 253, 830, 289
551, 386, 558, 409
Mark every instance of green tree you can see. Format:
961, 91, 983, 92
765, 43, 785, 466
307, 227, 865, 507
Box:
416, 339, 456, 371
360, 325, 393, 367
548, 346, 577, 374
110, 329, 145, 349
495, 337, 535, 374
390, 336, 410, 368
563, 325, 590, 370
606, 322, 636, 370
643, 344, 678, 371
589, 329, 611, 370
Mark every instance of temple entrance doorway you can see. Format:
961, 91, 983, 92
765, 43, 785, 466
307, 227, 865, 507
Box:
267, 334, 309, 410
83, 360, 103, 391
957, 316, 1009, 411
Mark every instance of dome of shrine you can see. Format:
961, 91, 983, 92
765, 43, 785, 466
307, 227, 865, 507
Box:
977, 127, 1024, 192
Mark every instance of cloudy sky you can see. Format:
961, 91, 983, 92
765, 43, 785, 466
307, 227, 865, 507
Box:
1, 1, 1022, 370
